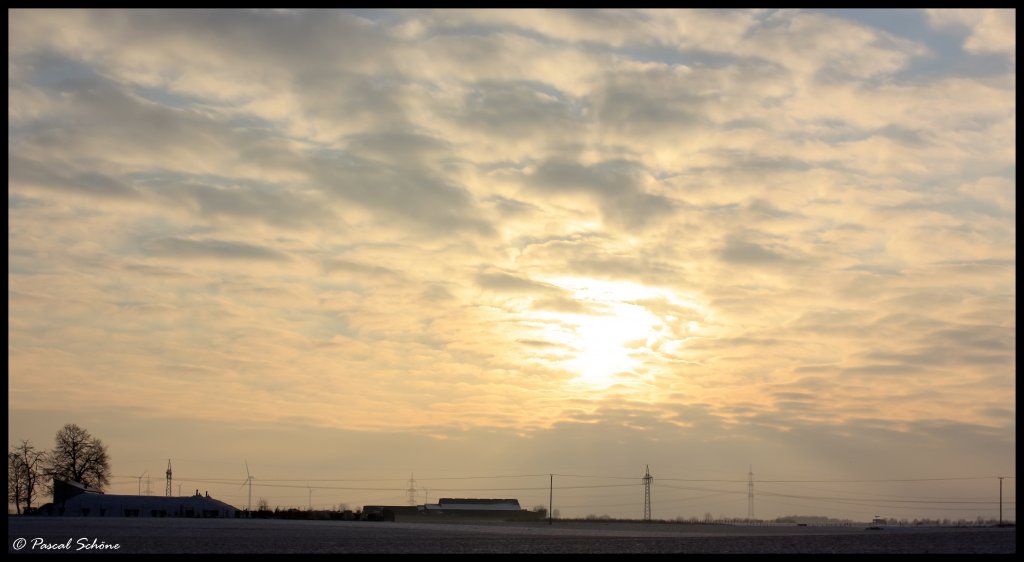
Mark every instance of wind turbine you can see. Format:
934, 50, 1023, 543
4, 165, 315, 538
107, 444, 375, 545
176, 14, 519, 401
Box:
135, 471, 147, 495
239, 460, 253, 517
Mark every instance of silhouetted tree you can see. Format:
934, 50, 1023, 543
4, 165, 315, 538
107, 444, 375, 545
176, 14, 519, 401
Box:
48, 424, 110, 491
8, 440, 46, 514
9, 451, 25, 513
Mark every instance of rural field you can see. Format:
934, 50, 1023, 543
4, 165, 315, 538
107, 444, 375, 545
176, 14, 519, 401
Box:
7, 518, 1015, 554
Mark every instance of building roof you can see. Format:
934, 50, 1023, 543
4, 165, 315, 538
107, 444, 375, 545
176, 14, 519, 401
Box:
432, 498, 522, 510
46, 493, 237, 517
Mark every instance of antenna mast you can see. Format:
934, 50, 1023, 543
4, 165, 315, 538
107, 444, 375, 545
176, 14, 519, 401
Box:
166, 459, 172, 497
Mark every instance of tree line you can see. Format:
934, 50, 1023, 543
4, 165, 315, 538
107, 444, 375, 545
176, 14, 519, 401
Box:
8, 423, 111, 514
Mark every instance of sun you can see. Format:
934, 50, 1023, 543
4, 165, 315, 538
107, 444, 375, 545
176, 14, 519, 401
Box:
564, 302, 660, 386
529, 277, 696, 388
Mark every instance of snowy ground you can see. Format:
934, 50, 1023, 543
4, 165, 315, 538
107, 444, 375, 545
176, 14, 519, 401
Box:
8, 517, 1016, 554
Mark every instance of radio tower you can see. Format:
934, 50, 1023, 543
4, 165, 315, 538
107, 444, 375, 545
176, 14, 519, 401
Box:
407, 474, 418, 506
747, 465, 755, 520
643, 465, 653, 522
165, 459, 173, 497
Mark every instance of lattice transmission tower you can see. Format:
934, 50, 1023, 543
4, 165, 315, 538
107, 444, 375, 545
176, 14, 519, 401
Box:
165, 459, 172, 497
747, 465, 755, 520
643, 465, 653, 521
407, 474, 418, 506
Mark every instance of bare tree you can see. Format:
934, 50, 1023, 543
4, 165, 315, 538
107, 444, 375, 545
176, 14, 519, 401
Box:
48, 424, 110, 491
9, 451, 26, 514
8, 440, 46, 514
8, 441, 44, 513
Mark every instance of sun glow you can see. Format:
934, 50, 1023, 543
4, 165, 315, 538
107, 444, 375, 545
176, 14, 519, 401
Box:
564, 302, 660, 386
533, 278, 702, 387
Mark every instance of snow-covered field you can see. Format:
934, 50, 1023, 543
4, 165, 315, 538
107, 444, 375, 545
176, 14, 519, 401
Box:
8, 517, 1015, 554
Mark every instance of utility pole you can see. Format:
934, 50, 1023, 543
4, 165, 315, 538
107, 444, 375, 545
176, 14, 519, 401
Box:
137, 471, 147, 495
549, 474, 553, 525
998, 476, 1003, 526
643, 465, 653, 522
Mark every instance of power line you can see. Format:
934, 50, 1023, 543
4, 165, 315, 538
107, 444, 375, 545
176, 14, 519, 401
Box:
165, 479, 641, 492
757, 490, 1014, 505
142, 474, 1013, 484
552, 473, 640, 480
417, 474, 550, 481
758, 482, 1005, 501
658, 476, 1013, 483
249, 474, 550, 483
758, 495, 1013, 514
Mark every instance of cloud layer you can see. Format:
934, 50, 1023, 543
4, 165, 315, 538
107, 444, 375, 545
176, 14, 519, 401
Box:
8, 9, 1015, 520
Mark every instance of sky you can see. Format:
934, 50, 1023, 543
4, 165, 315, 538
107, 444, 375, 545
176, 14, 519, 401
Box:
7, 9, 1016, 522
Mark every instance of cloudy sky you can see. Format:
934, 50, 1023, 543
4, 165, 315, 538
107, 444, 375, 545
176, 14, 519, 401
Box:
8, 9, 1015, 521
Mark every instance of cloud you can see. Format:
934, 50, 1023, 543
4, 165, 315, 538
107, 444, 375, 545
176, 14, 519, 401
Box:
7, 10, 1015, 520
160, 180, 338, 230
738, 10, 927, 80
717, 239, 791, 265
926, 8, 1016, 56
322, 258, 399, 278
144, 237, 292, 262
9, 154, 141, 200
476, 270, 562, 295
526, 158, 676, 229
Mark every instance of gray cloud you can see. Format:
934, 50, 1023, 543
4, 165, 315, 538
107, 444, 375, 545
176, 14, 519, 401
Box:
322, 259, 399, 278
527, 158, 676, 229
476, 270, 561, 294
144, 237, 291, 262
457, 80, 583, 139
9, 154, 140, 199
483, 195, 540, 218
717, 239, 791, 265
160, 180, 337, 229
309, 151, 495, 236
